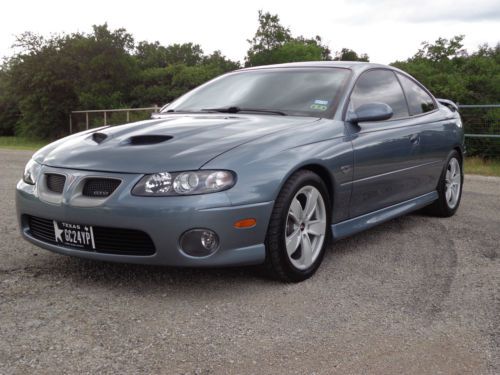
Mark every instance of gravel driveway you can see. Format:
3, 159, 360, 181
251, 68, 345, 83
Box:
0, 149, 499, 374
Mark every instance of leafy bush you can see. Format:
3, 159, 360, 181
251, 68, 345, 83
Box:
0, 25, 239, 139
393, 37, 500, 157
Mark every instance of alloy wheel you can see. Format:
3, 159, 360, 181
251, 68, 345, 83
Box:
285, 185, 327, 270
445, 157, 461, 209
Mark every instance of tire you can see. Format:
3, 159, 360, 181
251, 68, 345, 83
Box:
426, 150, 463, 217
264, 170, 331, 282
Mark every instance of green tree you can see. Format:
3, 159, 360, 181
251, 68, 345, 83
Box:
0, 67, 20, 135
247, 11, 292, 54
415, 35, 466, 61
3, 24, 140, 138
69, 24, 139, 110
203, 50, 240, 72
164, 43, 204, 66
131, 50, 239, 107
0, 24, 242, 138
334, 48, 369, 62
392, 36, 466, 101
135, 41, 169, 69
135, 41, 206, 69
6, 34, 80, 138
245, 11, 331, 66
392, 36, 500, 158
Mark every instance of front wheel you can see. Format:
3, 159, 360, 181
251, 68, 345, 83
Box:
265, 170, 331, 282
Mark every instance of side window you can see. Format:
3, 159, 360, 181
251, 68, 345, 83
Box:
349, 70, 409, 120
397, 73, 436, 115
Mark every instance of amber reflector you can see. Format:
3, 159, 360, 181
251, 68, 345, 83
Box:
234, 218, 257, 229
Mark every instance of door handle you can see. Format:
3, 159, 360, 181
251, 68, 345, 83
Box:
409, 134, 420, 145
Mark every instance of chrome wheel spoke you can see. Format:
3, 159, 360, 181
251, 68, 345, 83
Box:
307, 220, 326, 236
300, 233, 313, 267
289, 197, 303, 222
286, 229, 301, 256
304, 189, 319, 220
450, 159, 457, 177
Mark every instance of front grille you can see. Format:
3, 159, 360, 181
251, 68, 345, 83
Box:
46, 174, 66, 194
27, 216, 156, 256
92, 227, 155, 255
82, 178, 121, 198
29, 216, 56, 243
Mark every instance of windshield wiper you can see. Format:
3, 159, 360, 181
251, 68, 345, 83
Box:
202, 106, 287, 116
164, 109, 205, 113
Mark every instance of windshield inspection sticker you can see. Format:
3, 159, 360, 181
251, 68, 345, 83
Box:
310, 99, 329, 111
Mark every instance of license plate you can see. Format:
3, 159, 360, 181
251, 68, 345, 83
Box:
53, 221, 95, 250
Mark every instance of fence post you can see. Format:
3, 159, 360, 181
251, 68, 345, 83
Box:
104, 111, 107, 126
69, 114, 72, 134
85, 112, 89, 130
126, 111, 130, 123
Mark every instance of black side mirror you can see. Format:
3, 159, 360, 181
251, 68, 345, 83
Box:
348, 102, 393, 124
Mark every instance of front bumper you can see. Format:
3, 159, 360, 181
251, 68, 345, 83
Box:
16, 166, 273, 267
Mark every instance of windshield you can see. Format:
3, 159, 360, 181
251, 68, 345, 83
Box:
164, 68, 351, 117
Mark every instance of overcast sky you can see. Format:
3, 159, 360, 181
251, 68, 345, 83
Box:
1, 0, 499, 64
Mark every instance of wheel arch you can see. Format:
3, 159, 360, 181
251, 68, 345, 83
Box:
454, 146, 464, 163
300, 164, 334, 204
278, 162, 336, 209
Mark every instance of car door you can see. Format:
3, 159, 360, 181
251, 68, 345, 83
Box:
396, 72, 453, 189
347, 69, 425, 218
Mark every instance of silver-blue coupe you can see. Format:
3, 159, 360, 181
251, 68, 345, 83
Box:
16, 61, 464, 281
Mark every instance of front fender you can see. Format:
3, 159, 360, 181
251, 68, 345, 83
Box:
203, 122, 353, 224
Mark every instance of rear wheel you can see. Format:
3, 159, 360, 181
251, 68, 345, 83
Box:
265, 170, 330, 282
426, 150, 463, 217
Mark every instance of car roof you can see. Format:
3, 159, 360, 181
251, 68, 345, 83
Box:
239, 61, 390, 72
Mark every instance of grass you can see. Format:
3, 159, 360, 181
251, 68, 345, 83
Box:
0, 136, 47, 150
1, 136, 499, 177
464, 156, 500, 177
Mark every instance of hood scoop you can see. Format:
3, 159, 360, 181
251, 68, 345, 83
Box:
125, 134, 173, 145
91, 132, 108, 144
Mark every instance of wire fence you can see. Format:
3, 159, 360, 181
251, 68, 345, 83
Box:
69, 104, 500, 159
459, 104, 500, 159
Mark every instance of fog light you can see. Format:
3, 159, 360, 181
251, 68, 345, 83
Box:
200, 231, 217, 250
180, 229, 219, 257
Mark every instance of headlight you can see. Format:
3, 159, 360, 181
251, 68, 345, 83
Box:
132, 170, 236, 196
23, 159, 41, 185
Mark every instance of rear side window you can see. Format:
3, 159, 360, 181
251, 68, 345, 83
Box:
397, 73, 436, 115
349, 69, 409, 119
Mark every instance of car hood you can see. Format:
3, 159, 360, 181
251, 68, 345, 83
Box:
39, 114, 319, 173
